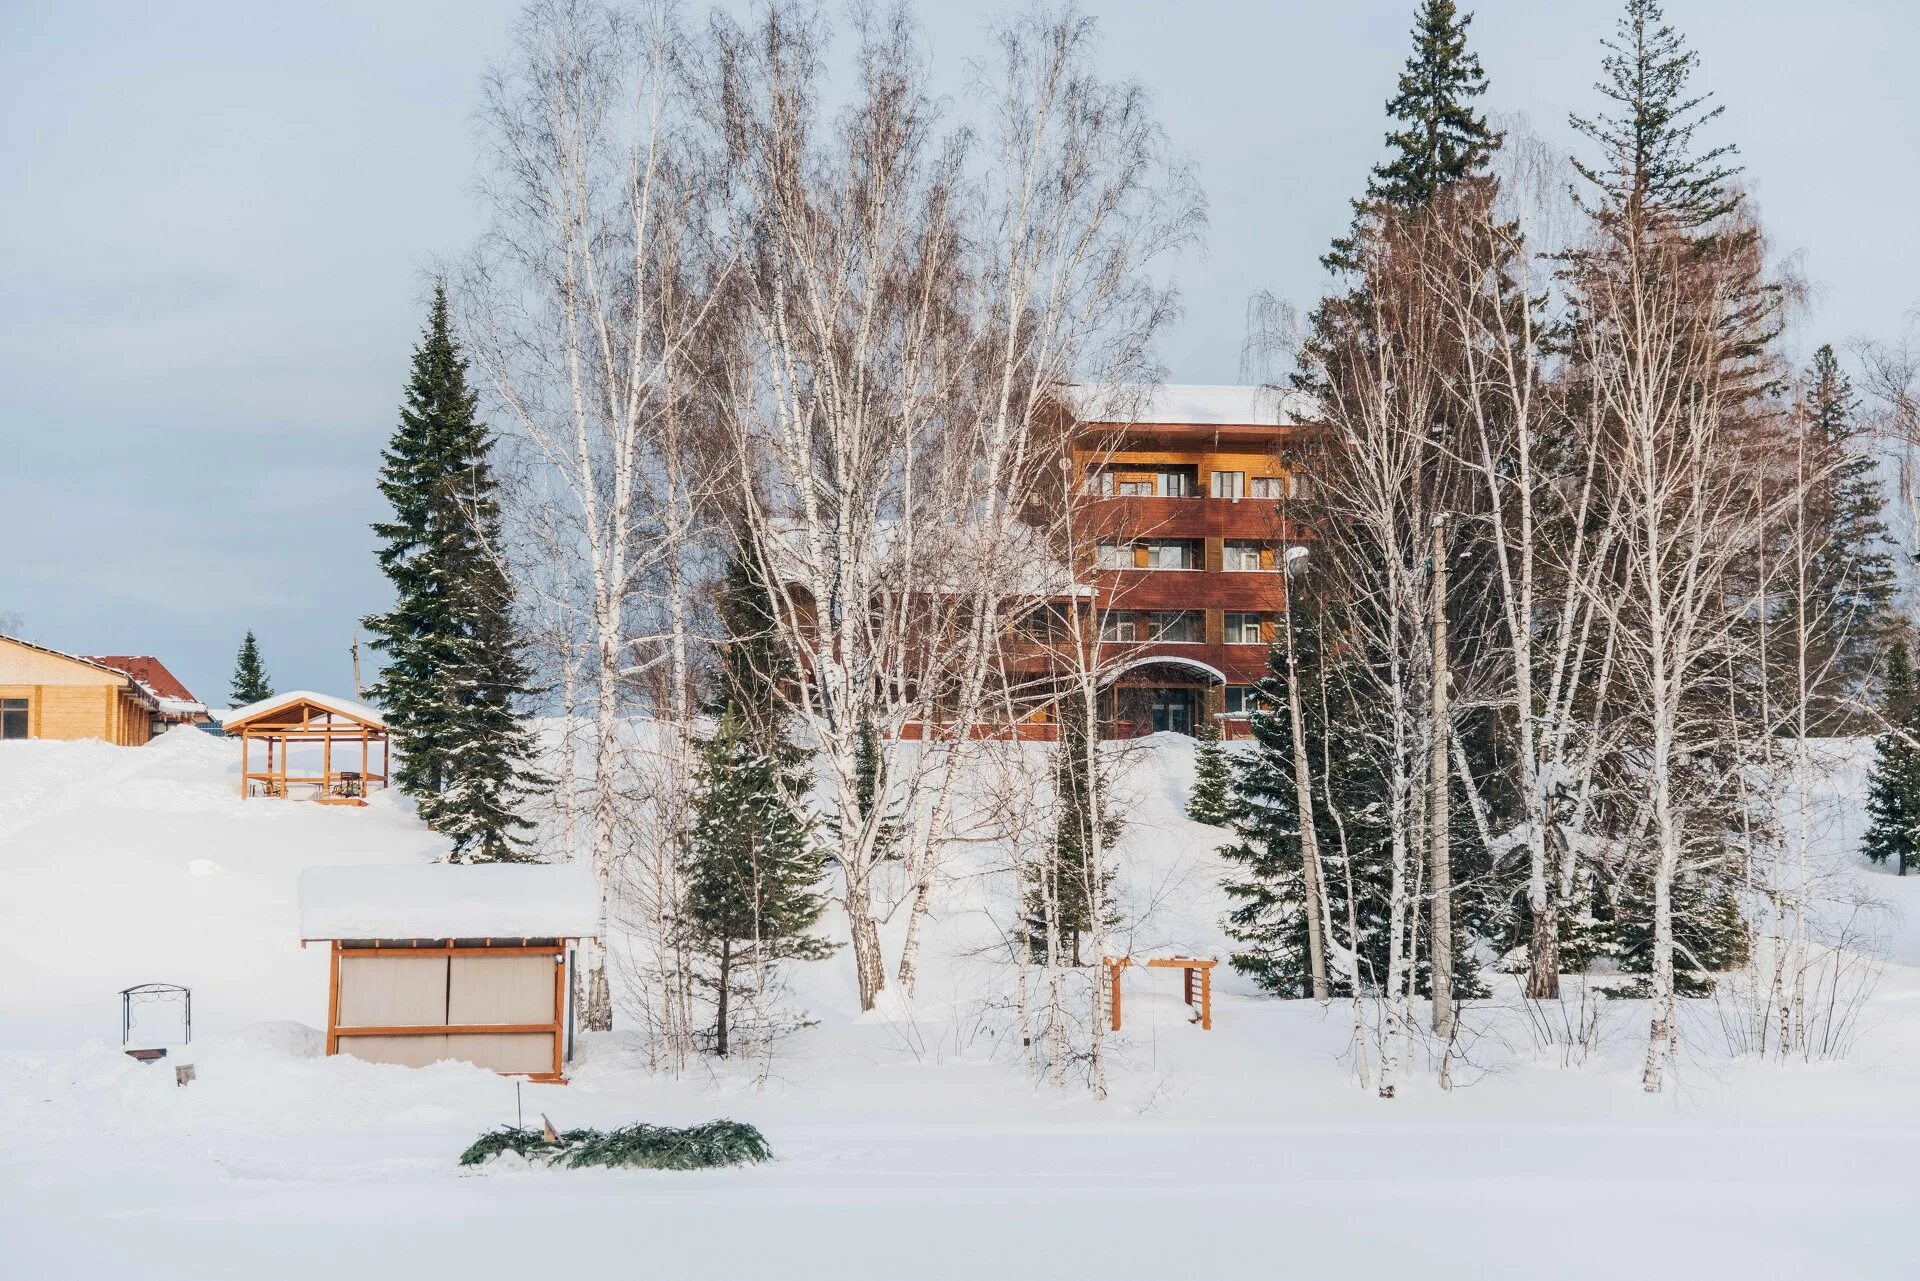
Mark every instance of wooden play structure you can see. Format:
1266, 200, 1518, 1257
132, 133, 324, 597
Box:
299, 864, 600, 1083
225, 691, 388, 804
1103, 956, 1217, 1032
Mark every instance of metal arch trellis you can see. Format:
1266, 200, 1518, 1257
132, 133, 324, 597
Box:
120, 982, 191, 1046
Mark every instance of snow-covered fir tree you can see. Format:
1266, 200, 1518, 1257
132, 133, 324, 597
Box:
1791, 344, 1899, 730
229, 631, 273, 706
679, 705, 832, 1057
1025, 691, 1118, 967
1323, 0, 1500, 275
1864, 639, 1920, 876
363, 284, 538, 861
1186, 718, 1233, 826
680, 553, 832, 1056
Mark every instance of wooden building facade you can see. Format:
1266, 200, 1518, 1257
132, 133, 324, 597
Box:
0, 634, 159, 745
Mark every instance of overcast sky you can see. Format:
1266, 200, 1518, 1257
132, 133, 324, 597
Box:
2, 0, 1915, 704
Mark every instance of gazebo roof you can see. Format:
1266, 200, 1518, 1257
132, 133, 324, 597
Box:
223, 690, 387, 732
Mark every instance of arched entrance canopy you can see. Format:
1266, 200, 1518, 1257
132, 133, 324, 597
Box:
1097, 654, 1228, 688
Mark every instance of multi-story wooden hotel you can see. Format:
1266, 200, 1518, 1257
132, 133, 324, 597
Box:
1069, 384, 1311, 739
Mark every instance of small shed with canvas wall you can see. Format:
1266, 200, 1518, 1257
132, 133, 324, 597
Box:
299, 864, 600, 1082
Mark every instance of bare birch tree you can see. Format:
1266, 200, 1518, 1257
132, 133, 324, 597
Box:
464, 0, 724, 1055
698, 2, 1197, 1012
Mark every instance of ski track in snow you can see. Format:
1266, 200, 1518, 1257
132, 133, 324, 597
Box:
3, 728, 1919, 1279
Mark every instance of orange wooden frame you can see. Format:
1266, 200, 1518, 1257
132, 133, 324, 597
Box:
320, 938, 572, 1083
1103, 955, 1216, 1032
232, 698, 389, 805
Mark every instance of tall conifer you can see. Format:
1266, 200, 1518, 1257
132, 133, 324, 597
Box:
1324, 0, 1501, 274
364, 285, 538, 860
1792, 345, 1899, 730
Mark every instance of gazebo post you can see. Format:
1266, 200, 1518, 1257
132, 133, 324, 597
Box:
239, 731, 248, 799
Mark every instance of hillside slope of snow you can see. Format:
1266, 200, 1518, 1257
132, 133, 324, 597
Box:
3, 729, 1920, 1279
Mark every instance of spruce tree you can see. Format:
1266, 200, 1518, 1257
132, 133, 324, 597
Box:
1026, 691, 1119, 966
229, 631, 274, 706
1187, 718, 1233, 826
1792, 345, 1899, 730
364, 284, 539, 860
1324, 0, 1501, 274
1220, 596, 1382, 998
1568, 0, 1778, 398
1570, 0, 1740, 234
1864, 639, 1920, 876
680, 706, 832, 1056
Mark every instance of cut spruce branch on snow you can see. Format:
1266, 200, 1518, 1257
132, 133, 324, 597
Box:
458, 1120, 773, 1171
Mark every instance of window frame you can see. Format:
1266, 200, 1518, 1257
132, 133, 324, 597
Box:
1, 696, 28, 740
1146, 610, 1204, 644
1222, 540, 1267, 572
1224, 612, 1264, 645
1143, 539, 1201, 570
1211, 470, 1246, 499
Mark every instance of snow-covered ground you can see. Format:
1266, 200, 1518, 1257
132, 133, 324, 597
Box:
4, 728, 1920, 1279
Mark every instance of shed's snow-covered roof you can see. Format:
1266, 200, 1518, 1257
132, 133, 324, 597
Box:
298, 864, 601, 940
222, 690, 386, 730
1072, 383, 1316, 426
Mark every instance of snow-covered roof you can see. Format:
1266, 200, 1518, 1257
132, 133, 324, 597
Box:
1071, 383, 1317, 427
222, 690, 386, 729
0, 633, 161, 706
763, 518, 1090, 600
298, 864, 601, 940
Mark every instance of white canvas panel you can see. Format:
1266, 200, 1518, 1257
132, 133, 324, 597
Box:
448, 954, 556, 1026
338, 1034, 451, 1069
442, 1033, 556, 1075
337, 954, 448, 1027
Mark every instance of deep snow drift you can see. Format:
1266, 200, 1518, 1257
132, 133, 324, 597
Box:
3, 727, 1920, 1280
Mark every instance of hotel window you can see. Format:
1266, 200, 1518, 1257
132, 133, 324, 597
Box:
1156, 469, 1194, 497
1144, 539, 1200, 570
1118, 478, 1154, 496
1224, 612, 1265, 644
1084, 467, 1114, 496
1223, 685, 1266, 716
1250, 476, 1285, 499
1, 697, 27, 740
1096, 541, 1136, 570
1288, 473, 1311, 498
1100, 611, 1140, 643
1223, 540, 1266, 572
1210, 470, 1246, 499
1148, 611, 1204, 643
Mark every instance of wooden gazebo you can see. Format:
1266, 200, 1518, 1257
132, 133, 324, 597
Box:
225, 691, 388, 804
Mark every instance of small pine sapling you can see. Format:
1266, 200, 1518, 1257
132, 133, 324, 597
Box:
1187, 718, 1233, 826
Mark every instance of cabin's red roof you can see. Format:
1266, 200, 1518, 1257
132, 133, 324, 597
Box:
87, 655, 200, 706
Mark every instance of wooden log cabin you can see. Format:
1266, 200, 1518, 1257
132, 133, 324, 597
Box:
0, 633, 162, 745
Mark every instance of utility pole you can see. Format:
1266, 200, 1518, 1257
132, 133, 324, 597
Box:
1429, 515, 1454, 1040
351, 633, 364, 700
